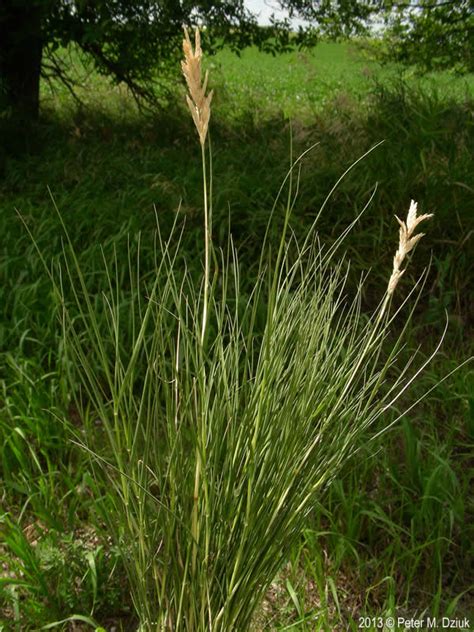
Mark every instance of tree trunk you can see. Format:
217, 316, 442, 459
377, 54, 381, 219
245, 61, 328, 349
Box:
0, 1, 43, 120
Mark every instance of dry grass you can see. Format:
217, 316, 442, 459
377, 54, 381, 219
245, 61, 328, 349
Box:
181, 27, 213, 146
387, 199, 433, 296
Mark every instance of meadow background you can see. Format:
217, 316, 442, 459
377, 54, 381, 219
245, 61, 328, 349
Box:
1, 39, 473, 630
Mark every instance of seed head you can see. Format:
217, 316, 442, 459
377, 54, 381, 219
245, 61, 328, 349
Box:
387, 200, 433, 296
181, 27, 213, 146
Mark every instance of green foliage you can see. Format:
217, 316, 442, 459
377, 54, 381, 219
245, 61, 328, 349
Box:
0, 44, 472, 629
0, 0, 303, 116
49, 136, 438, 628
381, 1, 474, 74
0, 514, 128, 629
2, 0, 472, 124
281, 1, 474, 73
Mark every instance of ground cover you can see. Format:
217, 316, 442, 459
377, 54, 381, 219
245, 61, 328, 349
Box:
0, 41, 473, 630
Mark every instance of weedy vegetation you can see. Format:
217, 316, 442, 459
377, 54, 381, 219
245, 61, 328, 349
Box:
0, 28, 473, 632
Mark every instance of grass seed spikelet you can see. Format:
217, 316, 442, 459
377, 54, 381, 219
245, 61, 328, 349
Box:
387, 199, 433, 296
182, 27, 213, 146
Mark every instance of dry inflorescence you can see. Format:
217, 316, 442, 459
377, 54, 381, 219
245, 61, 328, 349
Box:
182, 27, 213, 146
387, 199, 433, 296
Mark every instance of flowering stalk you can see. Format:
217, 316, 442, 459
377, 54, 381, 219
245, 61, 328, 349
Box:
181, 28, 213, 148
182, 27, 213, 345
181, 30, 213, 624
332, 199, 433, 412
380, 199, 433, 317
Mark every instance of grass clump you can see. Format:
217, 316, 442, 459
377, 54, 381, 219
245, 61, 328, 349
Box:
24, 29, 443, 631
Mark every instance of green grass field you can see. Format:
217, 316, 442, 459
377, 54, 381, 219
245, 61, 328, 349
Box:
211, 41, 474, 118
1, 40, 473, 631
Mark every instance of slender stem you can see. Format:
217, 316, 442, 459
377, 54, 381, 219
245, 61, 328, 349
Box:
201, 141, 210, 345
191, 451, 201, 574
190, 379, 201, 631
378, 292, 391, 320
190, 139, 211, 628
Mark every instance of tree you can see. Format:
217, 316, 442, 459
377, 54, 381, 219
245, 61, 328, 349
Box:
381, 1, 474, 73
0, 1, 43, 119
0, 0, 298, 121
281, 1, 474, 73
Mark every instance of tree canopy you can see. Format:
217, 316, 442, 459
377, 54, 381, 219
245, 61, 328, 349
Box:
1, 0, 472, 121
283, 0, 473, 73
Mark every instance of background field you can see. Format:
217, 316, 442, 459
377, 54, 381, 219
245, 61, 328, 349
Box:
1, 41, 473, 630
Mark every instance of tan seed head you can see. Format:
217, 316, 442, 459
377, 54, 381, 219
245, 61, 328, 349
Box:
387, 200, 433, 296
182, 27, 213, 146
